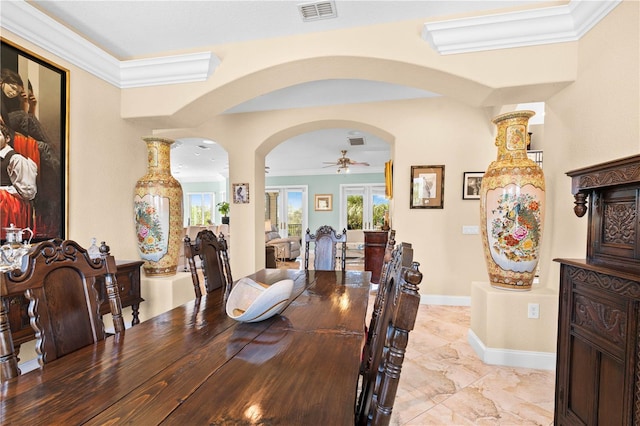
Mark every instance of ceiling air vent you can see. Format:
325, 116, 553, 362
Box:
298, 1, 337, 22
348, 137, 365, 146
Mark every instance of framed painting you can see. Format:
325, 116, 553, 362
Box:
384, 159, 393, 199
463, 172, 484, 200
1, 38, 69, 242
232, 183, 249, 204
314, 194, 332, 211
410, 165, 444, 209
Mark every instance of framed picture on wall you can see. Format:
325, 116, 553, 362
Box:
1, 38, 69, 241
410, 165, 444, 209
314, 194, 332, 211
462, 172, 484, 200
384, 160, 393, 199
232, 183, 249, 204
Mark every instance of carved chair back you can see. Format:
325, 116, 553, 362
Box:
360, 230, 397, 365
304, 226, 347, 271
184, 230, 233, 298
0, 239, 124, 382
356, 242, 420, 426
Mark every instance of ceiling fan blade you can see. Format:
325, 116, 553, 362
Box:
349, 161, 370, 166
322, 164, 338, 168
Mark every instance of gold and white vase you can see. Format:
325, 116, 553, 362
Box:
480, 111, 545, 291
134, 137, 183, 276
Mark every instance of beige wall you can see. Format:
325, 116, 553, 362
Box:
472, 0, 640, 352
3, 1, 638, 311
542, 0, 640, 291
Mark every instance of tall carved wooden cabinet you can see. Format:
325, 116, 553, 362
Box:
555, 155, 640, 425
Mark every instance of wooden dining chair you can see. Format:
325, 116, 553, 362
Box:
360, 230, 398, 366
304, 225, 347, 271
0, 239, 125, 381
184, 230, 233, 298
355, 260, 422, 426
357, 237, 407, 387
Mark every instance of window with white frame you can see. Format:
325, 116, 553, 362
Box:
187, 192, 215, 226
341, 184, 388, 230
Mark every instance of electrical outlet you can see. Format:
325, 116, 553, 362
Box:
528, 303, 540, 319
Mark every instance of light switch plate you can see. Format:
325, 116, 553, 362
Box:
462, 226, 479, 234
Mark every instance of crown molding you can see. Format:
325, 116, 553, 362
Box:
1, 0, 120, 85
422, 0, 621, 55
268, 166, 384, 177
2, 0, 619, 83
1, 0, 219, 88
120, 53, 220, 88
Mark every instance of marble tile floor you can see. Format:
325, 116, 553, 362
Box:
389, 303, 555, 426
279, 257, 556, 425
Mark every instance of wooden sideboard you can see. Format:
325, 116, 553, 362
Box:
4, 259, 144, 348
555, 154, 640, 425
364, 230, 388, 284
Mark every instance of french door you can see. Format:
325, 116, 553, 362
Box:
265, 186, 308, 239
340, 184, 388, 230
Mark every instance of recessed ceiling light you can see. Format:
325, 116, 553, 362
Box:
201, 139, 215, 145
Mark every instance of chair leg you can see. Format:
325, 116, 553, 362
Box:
0, 299, 20, 382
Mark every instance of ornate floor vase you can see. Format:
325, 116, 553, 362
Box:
480, 111, 545, 291
134, 137, 183, 276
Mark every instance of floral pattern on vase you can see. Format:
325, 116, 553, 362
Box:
134, 137, 183, 276
134, 196, 168, 262
480, 110, 545, 291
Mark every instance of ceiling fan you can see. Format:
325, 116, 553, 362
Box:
323, 150, 370, 173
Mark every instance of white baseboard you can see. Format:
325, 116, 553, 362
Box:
467, 328, 556, 370
421, 294, 471, 306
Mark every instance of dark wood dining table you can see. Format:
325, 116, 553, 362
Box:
1, 268, 371, 425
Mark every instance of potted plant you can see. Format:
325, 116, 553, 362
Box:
217, 201, 230, 224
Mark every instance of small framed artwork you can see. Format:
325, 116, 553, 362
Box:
410, 165, 444, 209
314, 194, 332, 211
463, 172, 484, 200
232, 183, 249, 204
